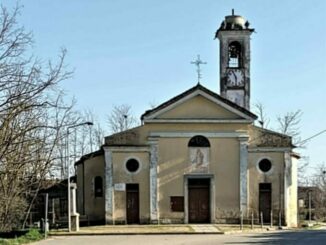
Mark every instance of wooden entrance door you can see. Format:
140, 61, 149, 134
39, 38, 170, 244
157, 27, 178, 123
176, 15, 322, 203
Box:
259, 183, 272, 223
126, 184, 139, 224
188, 178, 210, 223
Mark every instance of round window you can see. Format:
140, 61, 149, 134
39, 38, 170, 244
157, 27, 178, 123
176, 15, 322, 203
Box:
126, 158, 140, 173
258, 159, 272, 173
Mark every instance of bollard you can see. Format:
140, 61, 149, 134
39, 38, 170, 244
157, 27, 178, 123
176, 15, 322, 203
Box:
260, 212, 263, 228
251, 212, 254, 229
270, 210, 273, 228
240, 210, 243, 230
278, 211, 282, 228
44, 193, 49, 237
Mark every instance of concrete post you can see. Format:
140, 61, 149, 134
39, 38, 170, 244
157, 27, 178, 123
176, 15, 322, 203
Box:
70, 183, 79, 231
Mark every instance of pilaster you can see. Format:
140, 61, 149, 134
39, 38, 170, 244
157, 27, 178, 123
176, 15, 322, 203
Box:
149, 139, 159, 223
104, 147, 114, 224
283, 151, 291, 226
239, 136, 249, 215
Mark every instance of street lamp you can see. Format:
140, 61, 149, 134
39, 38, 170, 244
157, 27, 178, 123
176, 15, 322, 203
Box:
67, 121, 93, 232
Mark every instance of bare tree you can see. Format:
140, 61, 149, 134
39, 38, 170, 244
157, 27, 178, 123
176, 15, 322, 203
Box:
92, 121, 106, 149
81, 109, 105, 150
276, 110, 310, 184
277, 110, 302, 145
107, 104, 138, 134
0, 5, 75, 231
254, 102, 270, 128
297, 156, 310, 186
148, 100, 157, 109
68, 109, 106, 163
311, 163, 326, 221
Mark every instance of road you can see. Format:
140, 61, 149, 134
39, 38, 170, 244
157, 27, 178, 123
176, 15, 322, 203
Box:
35, 229, 326, 245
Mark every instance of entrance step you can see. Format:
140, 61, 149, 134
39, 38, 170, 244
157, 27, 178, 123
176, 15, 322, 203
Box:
191, 225, 220, 233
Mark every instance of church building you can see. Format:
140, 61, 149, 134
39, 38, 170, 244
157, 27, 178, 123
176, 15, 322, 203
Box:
76, 12, 299, 227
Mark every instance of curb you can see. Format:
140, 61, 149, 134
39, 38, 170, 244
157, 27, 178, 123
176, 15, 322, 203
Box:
223, 228, 278, 235
49, 231, 225, 236
48, 226, 298, 236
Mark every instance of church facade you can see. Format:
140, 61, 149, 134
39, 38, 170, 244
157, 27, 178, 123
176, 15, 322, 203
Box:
76, 12, 299, 227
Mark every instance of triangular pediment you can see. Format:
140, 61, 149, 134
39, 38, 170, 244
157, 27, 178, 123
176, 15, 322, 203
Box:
157, 94, 241, 119
141, 84, 257, 123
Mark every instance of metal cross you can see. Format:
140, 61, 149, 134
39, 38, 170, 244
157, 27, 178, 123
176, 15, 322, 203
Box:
191, 55, 207, 84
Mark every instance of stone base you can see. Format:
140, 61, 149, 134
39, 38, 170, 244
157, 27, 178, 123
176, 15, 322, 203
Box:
71, 214, 80, 232
105, 219, 114, 225
150, 220, 159, 224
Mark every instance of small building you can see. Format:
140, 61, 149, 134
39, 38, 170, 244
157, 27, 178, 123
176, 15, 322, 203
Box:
298, 186, 324, 221
29, 179, 68, 227
76, 11, 299, 227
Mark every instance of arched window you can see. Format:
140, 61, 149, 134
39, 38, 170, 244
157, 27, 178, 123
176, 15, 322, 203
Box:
94, 176, 103, 197
228, 41, 242, 68
188, 135, 210, 147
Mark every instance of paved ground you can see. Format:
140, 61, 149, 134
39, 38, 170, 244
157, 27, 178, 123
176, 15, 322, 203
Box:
35, 229, 326, 245
48, 224, 274, 235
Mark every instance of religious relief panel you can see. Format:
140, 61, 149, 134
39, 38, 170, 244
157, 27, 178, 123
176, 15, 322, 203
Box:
189, 147, 210, 173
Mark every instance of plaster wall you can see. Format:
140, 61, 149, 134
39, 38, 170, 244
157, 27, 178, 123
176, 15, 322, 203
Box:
248, 152, 284, 219
105, 122, 249, 147
76, 164, 84, 214
83, 155, 105, 222
111, 152, 150, 224
157, 137, 240, 223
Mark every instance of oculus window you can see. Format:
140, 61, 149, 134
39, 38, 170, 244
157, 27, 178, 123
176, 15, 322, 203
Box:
258, 159, 272, 173
126, 158, 140, 173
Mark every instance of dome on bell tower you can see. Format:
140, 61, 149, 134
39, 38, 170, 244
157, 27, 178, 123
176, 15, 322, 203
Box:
215, 9, 254, 37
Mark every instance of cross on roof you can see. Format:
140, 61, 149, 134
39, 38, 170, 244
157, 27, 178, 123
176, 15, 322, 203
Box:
191, 55, 207, 84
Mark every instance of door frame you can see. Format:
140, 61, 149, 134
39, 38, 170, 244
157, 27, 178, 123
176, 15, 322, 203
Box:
126, 183, 140, 224
184, 174, 215, 224
259, 183, 272, 223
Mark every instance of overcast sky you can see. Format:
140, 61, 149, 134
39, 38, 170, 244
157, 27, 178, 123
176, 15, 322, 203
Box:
2, 0, 326, 174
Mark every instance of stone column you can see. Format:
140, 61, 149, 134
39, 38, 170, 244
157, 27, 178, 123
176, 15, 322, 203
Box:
184, 177, 188, 224
239, 137, 249, 215
70, 183, 79, 231
283, 151, 291, 226
104, 147, 114, 224
149, 140, 159, 223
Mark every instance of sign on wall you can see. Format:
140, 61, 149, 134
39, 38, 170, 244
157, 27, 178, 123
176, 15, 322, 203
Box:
114, 183, 126, 191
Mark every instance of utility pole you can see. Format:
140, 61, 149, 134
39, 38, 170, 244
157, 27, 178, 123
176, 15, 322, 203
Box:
123, 114, 127, 131
44, 193, 48, 237
308, 190, 312, 225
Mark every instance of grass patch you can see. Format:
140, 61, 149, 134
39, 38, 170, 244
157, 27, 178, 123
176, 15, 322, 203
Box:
0, 229, 43, 245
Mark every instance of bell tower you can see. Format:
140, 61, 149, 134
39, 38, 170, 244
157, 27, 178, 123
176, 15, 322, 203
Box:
215, 10, 254, 110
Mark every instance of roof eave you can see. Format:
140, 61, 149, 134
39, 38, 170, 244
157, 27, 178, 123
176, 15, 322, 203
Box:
141, 84, 257, 121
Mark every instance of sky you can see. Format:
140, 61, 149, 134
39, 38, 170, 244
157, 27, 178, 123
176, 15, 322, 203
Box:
2, 0, 326, 174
